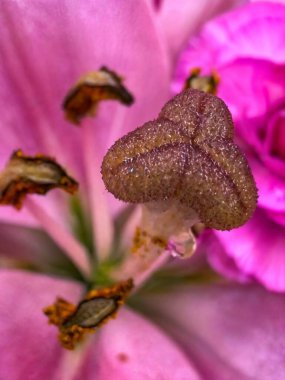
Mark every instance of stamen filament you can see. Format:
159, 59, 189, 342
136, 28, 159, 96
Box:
53, 338, 92, 380
133, 249, 171, 291
82, 119, 114, 261
26, 198, 90, 278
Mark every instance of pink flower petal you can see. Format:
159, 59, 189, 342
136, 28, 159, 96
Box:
142, 282, 285, 380
0, 269, 201, 380
174, 1, 285, 82
74, 308, 201, 380
267, 209, 285, 227
0, 0, 170, 229
214, 208, 285, 291
261, 110, 285, 179
203, 231, 252, 283
218, 59, 285, 124
0, 222, 83, 280
157, 0, 246, 61
0, 270, 82, 380
249, 154, 285, 212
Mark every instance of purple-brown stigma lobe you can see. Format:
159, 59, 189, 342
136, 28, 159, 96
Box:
63, 66, 134, 125
0, 150, 78, 209
101, 89, 258, 231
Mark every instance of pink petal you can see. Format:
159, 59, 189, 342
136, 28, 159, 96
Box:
174, 1, 285, 83
267, 209, 285, 227
261, 110, 285, 179
0, 222, 83, 280
157, 0, 246, 62
142, 282, 285, 380
214, 208, 285, 291
218, 59, 285, 124
0, 270, 82, 380
265, 110, 285, 161
203, 231, 252, 283
0, 269, 201, 380
74, 308, 201, 380
0, 0, 170, 228
249, 155, 285, 212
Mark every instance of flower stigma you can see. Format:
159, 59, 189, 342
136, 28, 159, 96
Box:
0, 149, 78, 209
101, 88, 258, 266
44, 279, 133, 350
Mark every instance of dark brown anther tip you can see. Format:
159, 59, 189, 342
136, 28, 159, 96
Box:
0, 150, 78, 209
102, 89, 258, 231
63, 67, 134, 125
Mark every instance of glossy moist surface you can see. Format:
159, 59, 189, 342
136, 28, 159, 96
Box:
101, 89, 257, 230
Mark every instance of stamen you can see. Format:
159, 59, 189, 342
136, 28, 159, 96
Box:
184, 68, 219, 94
63, 66, 134, 125
44, 279, 133, 350
0, 150, 78, 209
81, 119, 114, 260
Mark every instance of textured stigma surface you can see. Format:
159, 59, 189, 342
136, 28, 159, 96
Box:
101, 89, 257, 230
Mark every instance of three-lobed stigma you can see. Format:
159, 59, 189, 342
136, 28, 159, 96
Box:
101, 88, 258, 231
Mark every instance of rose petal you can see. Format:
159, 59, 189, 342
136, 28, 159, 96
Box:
157, 0, 246, 61
174, 1, 285, 84
249, 154, 285, 212
266, 209, 285, 227
219, 59, 285, 125
0, 270, 82, 380
141, 282, 285, 380
74, 307, 201, 380
204, 231, 252, 283
175, 51, 285, 127
214, 208, 285, 291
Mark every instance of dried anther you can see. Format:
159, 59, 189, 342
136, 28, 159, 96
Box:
44, 279, 133, 350
184, 68, 219, 94
0, 150, 78, 209
102, 89, 257, 232
63, 66, 134, 125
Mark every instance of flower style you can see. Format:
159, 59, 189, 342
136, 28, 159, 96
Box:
174, 1, 285, 292
1, 1, 285, 380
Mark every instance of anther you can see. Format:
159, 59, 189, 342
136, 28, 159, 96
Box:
184, 68, 219, 94
0, 150, 78, 209
44, 279, 133, 350
63, 66, 134, 125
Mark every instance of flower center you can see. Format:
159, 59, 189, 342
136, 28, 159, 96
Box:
0, 65, 257, 350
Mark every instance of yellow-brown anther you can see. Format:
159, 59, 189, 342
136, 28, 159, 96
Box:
43, 279, 133, 350
131, 227, 167, 255
0, 150, 78, 209
63, 66, 134, 125
101, 89, 258, 231
184, 68, 219, 95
